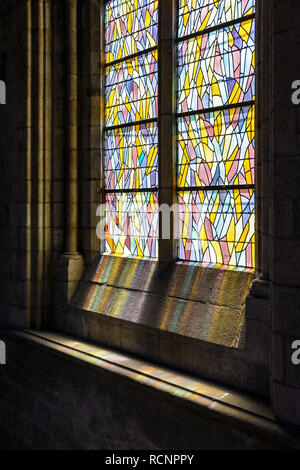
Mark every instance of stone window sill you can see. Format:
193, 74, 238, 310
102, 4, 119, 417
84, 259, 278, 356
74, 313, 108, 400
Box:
71, 255, 254, 349
62, 256, 270, 396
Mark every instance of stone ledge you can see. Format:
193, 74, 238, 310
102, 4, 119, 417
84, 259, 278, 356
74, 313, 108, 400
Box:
63, 256, 271, 397
71, 255, 254, 349
1, 329, 300, 449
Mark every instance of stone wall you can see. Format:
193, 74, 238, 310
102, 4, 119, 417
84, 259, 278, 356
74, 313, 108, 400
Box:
270, 0, 300, 426
0, 0, 28, 328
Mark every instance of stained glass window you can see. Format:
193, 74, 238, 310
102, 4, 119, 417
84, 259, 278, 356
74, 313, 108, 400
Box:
104, 0, 159, 258
177, 0, 256, 268
178, 0, 255, 37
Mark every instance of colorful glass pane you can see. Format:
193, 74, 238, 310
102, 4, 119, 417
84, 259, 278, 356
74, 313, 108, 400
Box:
177, 19, 255, 113
178, 0, 255, 38
105, 123, 158, 191
178, 189, 255, 267
177, 0, 255, 268
104, 1, 159, 259
105, 192, 159, 258
177, 105, 255, 188
106, 0, 158, 63
106, 50, 158, 127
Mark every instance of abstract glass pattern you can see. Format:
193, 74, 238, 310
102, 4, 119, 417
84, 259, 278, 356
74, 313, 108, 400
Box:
105, 192, 159, 258
177, 19, 255, 113
104, 0, 159, 258
177, 0, 255, 268
177, 105, 255, 188
106, 50, 158, 126
106, 0, 158, 62
105, 123, 158, 191
178, 189, 255, 267
178, 0, 255, 37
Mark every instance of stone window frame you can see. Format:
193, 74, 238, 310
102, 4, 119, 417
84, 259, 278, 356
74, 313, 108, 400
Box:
60, 0, 273, 398
94, 0, 264, 267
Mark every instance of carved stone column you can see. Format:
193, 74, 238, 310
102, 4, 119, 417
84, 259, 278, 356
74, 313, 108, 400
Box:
26, 0, 52, 329
245, 0, 272, 377
54, 0, 84, 328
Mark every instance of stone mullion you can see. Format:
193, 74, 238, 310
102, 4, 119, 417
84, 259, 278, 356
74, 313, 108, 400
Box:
158, 0, 177, 264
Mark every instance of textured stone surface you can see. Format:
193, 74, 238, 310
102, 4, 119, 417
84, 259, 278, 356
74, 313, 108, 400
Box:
0, 0, 27, 328
270, 0, 300, 423
72, 256, 253, 347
